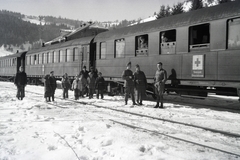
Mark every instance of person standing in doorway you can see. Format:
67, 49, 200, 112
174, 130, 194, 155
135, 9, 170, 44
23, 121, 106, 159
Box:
154, 62, 167, 108
134, 64, 147, 105
14, 66, 27, 100
122, 62, 136, 105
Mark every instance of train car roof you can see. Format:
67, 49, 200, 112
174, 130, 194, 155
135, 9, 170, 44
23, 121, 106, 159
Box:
27, 36, 95, 55
0, 51, 27, 59
94, 1, 240, 42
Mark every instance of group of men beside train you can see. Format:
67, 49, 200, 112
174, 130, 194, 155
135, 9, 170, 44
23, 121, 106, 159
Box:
14, 61, 167, 108
122, 61, 167, 108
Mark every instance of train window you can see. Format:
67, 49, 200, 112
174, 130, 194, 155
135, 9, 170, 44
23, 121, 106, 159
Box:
189, 23, 210, 51
34, 55, 37, 65
52, 51, 54, 63
114, 38, 125, 58
73, 48, 79, 61
135, 34, 148, 56
44, 53, 48, 64
48, 52, 52, 63
228, 18, 240, 49
53, 51, 57, 63
160, 30, 176, 54
39, 54, 42, 64
100, 42, 106, 59
66, 49, 72, 62
29, 56, 32, 65
42, 53, 44, 64
59, 50, 64, 62
46, 52, 49, 64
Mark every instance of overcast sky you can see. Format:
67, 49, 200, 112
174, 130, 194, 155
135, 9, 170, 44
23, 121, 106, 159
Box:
1, 0, 185, 21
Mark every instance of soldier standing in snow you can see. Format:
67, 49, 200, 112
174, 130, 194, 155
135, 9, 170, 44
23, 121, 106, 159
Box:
154, 62, 167, 108
14, 66, 27, 100
134, 64, 147, 105
122, 62, 137, 105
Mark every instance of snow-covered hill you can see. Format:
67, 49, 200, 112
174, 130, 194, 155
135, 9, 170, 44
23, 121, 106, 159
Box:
0, 45, 14, 57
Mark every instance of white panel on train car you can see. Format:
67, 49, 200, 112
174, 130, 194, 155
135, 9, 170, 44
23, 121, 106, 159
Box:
192, 54, 205, 78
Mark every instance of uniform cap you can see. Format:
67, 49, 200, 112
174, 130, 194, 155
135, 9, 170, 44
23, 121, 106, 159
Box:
126, 62, 131, 67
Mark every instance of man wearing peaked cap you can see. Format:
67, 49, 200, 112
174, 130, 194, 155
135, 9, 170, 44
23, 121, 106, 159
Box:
126, 61, 131, 67
122, 62, 137, 105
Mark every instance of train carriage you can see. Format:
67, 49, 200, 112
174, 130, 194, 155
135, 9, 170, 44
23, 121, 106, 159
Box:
25, 23, 107, 84
94, 1, 240, 98
0, 51, 26, 81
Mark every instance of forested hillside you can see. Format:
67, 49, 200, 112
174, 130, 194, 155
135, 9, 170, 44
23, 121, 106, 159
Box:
0, 10, 71, 50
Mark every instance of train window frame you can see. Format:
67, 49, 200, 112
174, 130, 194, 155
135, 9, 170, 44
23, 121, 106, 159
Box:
227, 18, 240, 50
189, 23, 210, 51
59, 50, 64, 63
73, 47, 79, 61
160, 29, 176, 54
34, 54, 37, 65
41, 53, 44, 64
100, 42, 107, 59
52, 51, 54, 63
114, 38, 125, 58
135, 34, 148, 56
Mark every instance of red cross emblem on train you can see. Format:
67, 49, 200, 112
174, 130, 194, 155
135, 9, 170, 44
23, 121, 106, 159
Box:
192, 55, 205, 78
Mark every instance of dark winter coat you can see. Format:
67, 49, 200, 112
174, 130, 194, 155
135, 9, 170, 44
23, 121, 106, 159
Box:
61, 77, 71, 89
95, 77, 105, 90
80, 70, 89, 79
87, 72, 96, 89
122, 69, 134, 88
44, 75, 53, 98
134, 70, 147, 91
49, 76, 57, 91
14, 71, 27, 86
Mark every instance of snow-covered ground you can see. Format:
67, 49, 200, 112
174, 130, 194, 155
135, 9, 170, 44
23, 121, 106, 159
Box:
0, 81, 240, 160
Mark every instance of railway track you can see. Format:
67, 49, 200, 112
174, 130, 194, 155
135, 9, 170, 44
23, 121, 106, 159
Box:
1, 84, 240, 158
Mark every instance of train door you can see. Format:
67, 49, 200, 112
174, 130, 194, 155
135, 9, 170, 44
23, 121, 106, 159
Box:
89, 41, 96, 69
82, 45, 89, 69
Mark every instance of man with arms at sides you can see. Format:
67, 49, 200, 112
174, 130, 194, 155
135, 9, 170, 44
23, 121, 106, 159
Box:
154, 62, 167, 108
14, 66, 27, 100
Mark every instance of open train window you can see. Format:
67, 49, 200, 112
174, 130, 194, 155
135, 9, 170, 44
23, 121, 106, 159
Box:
228, 18, 240, 50
135, 34, 148, 56
34, 55, 37, 65
189, 23, 210, 51
160, 30, 176, 54
114, 38, 125, 58
100, 42, 106, 59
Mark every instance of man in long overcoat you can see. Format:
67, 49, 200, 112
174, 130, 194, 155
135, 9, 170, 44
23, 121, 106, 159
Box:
14, 66, 27, 100
44, 74, 53, 102
134, 64, 147, 105
49, 71, 57, 101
